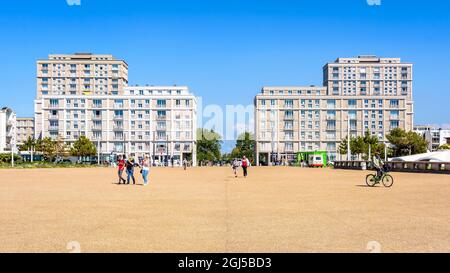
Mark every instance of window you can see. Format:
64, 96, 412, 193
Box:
390, 120, 399, 129
157, 100, 166, 108
327, 110, 336, 120
348, 100, 357, 108
284, 100, 293, 108
327, 120, 336, 130
390, 110, 399, 119
327, 100, 336, 109
50, 99, 59, 107
390, 100, 399, 108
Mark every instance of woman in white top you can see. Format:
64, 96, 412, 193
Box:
141, 155, 150, 186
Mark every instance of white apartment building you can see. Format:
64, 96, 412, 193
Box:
35, 86, 197, 165
414, 125, 450, 151
34, 54, 197, 165
255, 56, 414, 165
0, 107, 17, 153
16, 118, 34, 145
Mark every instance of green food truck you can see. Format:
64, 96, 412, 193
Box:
295, 151, 328, 168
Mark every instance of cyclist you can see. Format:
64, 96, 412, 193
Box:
372, 155, 384, 179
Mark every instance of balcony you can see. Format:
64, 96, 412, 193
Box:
284, 115, 294, 120
326, 116, 336, 120
92, 115, 102, 120
49, 126, 59, 131
48, 114, 59, 120
114, 104, 124, 109
92, 104, 102, 109
156, 115, 167, 120
113, 115, 124, 120
113, 125, 124, 131
92, 126, 102, 131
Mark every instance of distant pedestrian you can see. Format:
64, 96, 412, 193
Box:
126, 158, 137, 185
117, 155, 126, 184
141, 155, 150, 186
171, 157, 175, 168
183, 158, 188, 171
241, 156, 250, 178
232, 159, 240, 178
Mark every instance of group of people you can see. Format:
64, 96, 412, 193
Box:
116, 155, 189, 186
232, 156, 251, 178
117, 155, 151, 186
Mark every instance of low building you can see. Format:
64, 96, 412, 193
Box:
414, 125, 450, 151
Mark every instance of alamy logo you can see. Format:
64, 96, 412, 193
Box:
367, 0, 381, 6
66, 0, 81, 6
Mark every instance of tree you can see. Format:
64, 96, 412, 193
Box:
438, 144, 450, 150
350, 136, 365, 157
338, 131, 386, 160
362, 131, 386, 160
196, 129, 222, 166
387, 128, 428, 157
19, 136, 36, 152
338, 136, 349, 156
55, 135, 68, 159
71, 136, 97, 157
230, 132, 256, 164
40, 137, 57, 161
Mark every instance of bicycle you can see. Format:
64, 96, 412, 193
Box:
366, 168, 394, 187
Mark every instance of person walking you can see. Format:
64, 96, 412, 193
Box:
141, 155, 150, 186
241, 156, 250, 178
183, 158, 188, 171
117, 155, 126, 184
125, 158, 137, 185
232, 159, 240, 178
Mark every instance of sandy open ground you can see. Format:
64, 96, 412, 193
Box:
0, 167, 448, 253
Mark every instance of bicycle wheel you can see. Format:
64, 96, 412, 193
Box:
382, 174, 394, 187
366, 174, 377, 187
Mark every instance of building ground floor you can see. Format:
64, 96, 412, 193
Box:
63, 140, 197, 167
256, 151, 338, 166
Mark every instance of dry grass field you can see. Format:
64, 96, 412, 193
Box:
0, 167, 448, 253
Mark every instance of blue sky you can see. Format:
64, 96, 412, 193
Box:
0, 0, 449, 129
